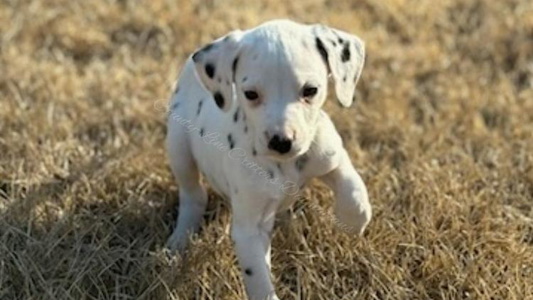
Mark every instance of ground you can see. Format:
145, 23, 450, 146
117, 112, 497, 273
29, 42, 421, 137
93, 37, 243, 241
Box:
0, 0, 532, 299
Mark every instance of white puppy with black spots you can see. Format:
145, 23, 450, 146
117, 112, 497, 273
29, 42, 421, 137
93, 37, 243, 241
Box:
166, 20, 372, 300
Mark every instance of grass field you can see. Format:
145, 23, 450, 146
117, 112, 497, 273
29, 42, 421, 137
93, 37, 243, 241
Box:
1, 0, 532, 299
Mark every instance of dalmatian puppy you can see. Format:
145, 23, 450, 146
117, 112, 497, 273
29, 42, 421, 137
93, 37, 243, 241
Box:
165, 19, 371, 300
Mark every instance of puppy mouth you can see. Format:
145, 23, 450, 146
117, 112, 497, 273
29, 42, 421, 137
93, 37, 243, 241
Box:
263, 145, 306, 162
265, 151, 297, 161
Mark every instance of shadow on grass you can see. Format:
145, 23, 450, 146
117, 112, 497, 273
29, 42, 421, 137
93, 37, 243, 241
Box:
0, 151, 233, 300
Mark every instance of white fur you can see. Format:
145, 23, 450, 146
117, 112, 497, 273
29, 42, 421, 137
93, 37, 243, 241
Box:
165, 20, 371, 300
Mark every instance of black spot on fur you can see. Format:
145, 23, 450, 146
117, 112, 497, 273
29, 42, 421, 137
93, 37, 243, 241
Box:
252, 148, 257, 156
202, 43, 214, 52
330, 39, 337, 47
205, 63, 215, 79
338, 37, 344, 44
341, 43, 351, 62
267, 169, 274, 179
228, 134, 234, 149
192, 43, 214, 62
217, 77, 222, 83
245, 268, 253, 276
343, 75, 347, 81
174, 86, 180, 94
200, 128, 205, 137
233, 107, 240, 122
315, 37, 329, 66
244, 125, 248, 133
192, 52, 201, 62
232, 56, 239, 75
295, 154, 309, 172
197, 100, 203, 115
170, 102, 180, 111
242, 76, 248, 83
214, 92, 224, 108
276, 163, 283, 174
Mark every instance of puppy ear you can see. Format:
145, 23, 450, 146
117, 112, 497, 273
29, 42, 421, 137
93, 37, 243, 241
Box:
311, 25, 365, 107
191, 30, 244, 112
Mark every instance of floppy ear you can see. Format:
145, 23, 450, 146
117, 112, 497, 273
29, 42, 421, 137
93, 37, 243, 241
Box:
191, 30, 244, 112
311, 25, 365, 107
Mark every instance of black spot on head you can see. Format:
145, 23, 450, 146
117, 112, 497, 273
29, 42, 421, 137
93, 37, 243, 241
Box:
295, 154, 309, 172
242, 76, 248, 83
214, 92, 224, 108
205, 63, 215, 79
330, 39, 337, 47
233, 107, 240, 123
197, 100, 203, 116
267, 169, 274, 179
315, 37, 329, 66
217, 77, 222, 83
244, 268, 253, 276
338, 37, 344, 44
343, 75, 347, 81
276, 163, 282, 173
227, 134, 235, 149
252, 148, 257, 156
341, 43, 351, 62
200, 128, 205, 137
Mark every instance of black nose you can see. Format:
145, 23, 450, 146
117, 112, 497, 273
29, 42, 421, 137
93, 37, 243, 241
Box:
268, 135, 292, 154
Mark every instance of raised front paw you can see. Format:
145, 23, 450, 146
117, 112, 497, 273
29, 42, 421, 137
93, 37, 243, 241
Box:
335, 198, 372, 236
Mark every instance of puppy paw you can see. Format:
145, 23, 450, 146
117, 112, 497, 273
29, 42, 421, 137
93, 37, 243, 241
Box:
335, 201, 371, 236
165, 233, 188, 256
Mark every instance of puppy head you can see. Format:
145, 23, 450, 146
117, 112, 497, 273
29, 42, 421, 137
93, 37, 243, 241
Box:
192, 20, 365, 160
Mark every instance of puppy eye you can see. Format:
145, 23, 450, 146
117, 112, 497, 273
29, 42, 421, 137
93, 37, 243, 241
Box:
302, 86, 318, 98
244, 90, 259, 101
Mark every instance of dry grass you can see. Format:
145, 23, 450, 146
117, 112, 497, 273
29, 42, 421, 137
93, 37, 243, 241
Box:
1, 0, 532, 299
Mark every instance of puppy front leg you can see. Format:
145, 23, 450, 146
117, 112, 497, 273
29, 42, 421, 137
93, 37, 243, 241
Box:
320, 149, 372, 235
231, 204, 278, 300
